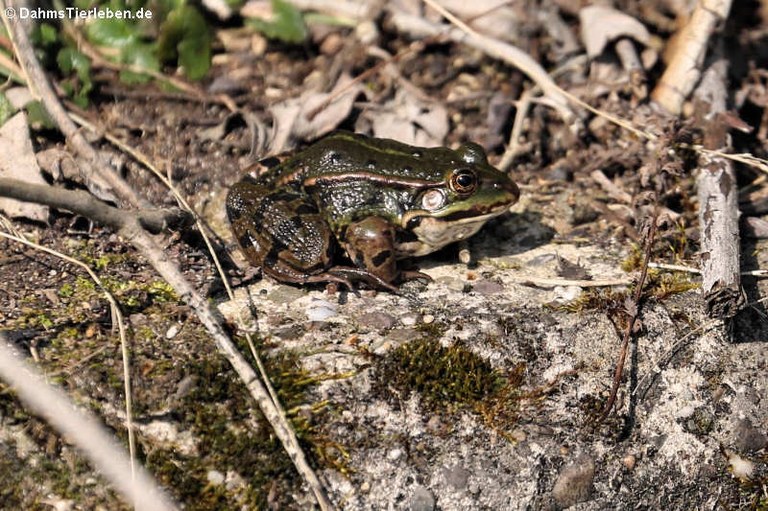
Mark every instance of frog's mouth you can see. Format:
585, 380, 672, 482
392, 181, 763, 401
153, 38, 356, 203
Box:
396, 204, 510, 257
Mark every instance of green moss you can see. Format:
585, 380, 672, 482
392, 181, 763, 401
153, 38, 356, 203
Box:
620, 244, 644, 273
378, 338, 503, 411
374, 336, 526, 437
140, 347, 337, 509
646, 271, 699, 299
554, 287, 630, 314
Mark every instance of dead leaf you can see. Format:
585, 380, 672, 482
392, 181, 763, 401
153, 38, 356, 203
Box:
36, 148, 79, 182
579, 6, 651, 58
556, 254, 592, 280
268, 74, 362, 153
422, 0, 522, 43
0, 112, 50, 223
4, 87, 34, 109
361, 89, 448, 147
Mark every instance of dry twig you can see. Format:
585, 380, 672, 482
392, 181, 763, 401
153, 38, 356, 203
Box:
652, 0, 733, 114
596, 214, 658, 424
0, 178, 190, 233
693, 58, 744, 319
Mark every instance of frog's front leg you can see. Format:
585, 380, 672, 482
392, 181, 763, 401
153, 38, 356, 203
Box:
227, 182, 341, 285
341, 217, 431, 288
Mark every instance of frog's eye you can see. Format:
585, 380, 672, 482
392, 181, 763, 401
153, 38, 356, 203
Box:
450, 169, 478, 195
421, 189, 446, 211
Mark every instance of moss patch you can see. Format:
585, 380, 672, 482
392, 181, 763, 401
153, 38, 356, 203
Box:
374, 336, 524, 435
142, 347, 333, 510
377, 338, 502, 410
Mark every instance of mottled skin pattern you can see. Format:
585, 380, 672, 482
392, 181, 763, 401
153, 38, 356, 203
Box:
226, 132, 519, 291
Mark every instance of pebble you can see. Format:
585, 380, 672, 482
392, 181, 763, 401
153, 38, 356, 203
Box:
387, 448, 403, 461
165, 324, 180, 340
442, 463, 470, 490
207, 470, 225, 485
732, 418, 768, 452
401, 313, 419, 326
727, 451, 755, 480
357, 311, 396, 330
472, 279, 505, 295
410, 485, 436, 511
552, 454, 595, 508
306, 299, 337, 322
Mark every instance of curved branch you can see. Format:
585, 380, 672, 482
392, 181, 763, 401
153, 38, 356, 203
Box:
0, 178, 191, 233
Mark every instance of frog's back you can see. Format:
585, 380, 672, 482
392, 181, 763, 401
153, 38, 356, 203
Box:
279, 132, 461, 184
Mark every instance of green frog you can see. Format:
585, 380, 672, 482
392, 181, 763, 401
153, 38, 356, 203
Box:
226, 131, 519, 291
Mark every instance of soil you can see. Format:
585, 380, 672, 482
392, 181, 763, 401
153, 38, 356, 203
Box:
1, 1, 768, 510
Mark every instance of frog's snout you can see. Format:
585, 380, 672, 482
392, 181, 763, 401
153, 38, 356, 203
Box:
498, 179, 520, 203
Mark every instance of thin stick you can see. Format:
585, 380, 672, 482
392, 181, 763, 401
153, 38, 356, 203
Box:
0, 178, 188, 233
596, 213, 658, 423
506, 275, 632, 288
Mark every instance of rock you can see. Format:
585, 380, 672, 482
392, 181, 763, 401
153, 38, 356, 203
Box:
306, 299, 338, 321
207, 470, 225, 485
357, 311, 396, 330
472, 279, 505, 295
266, 285, 305, 304
552, 454, 595, 508
732, 418, 768, 452
442, 463, 470, 490
410, 485, 436, 511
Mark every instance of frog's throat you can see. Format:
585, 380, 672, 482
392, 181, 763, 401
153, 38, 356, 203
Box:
400, 203, 509, 229
396, 207, 508, 257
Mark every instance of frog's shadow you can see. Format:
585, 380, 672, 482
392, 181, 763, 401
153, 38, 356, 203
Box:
417, 210, 553, 268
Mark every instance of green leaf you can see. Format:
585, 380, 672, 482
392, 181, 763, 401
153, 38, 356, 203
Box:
119, 41, 160, 84
248, 0, 307, 44
86, 18, 139, 49
177, 34, 211, 80
26, 101, 56, 130
157, 4, 212, 80
38, 23, 59, 45
56, 47, 93, 108
0, 93, 15, 126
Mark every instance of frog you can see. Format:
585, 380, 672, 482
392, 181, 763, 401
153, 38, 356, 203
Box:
226, 131, 519, 291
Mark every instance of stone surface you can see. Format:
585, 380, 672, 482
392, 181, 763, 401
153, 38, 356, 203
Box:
552, 455, 596, 508
410, 485, 436, 511
215, 215, 768, 510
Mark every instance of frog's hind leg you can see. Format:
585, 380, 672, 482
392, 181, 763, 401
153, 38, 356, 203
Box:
227, 183, 339, 284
